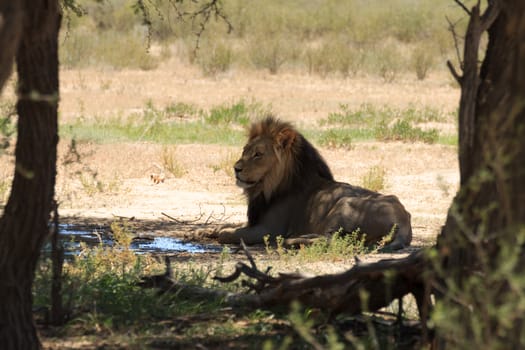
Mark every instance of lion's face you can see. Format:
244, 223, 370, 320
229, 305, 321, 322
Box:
234, 117, 299, 200
234, 136, 279, 192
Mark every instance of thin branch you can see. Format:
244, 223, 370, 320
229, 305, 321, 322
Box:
446, 15, 465, 71
453, 0, 472, 15
447, 60, 462, 84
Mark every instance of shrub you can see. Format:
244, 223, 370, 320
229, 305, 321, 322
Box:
304, 39, 364, 78
197, 40, 234, 77
374, 42, 404, 83
411, 44, 435, 80
247, 34, 298, 74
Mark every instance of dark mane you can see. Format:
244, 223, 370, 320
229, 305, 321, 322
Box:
247, 116, 334, 226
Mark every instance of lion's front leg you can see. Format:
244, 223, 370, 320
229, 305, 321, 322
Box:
217, 225, 274, 245
194, 223, 242, 240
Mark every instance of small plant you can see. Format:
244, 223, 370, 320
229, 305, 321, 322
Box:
165, 102, 199, 119
293, 229, 367, 262
160, 145, 185, 178
79, 171, 122, 196
317, 129, 352, 149
374, 119, 439, 143
204, 99, 270, 126
0, 101, 15, 151
436, 174, 451, 198
0, 179, 10, 204
361, 165, 386, 192
263, 234, 286, 257
79, 172, 105, 195
211, 152, 237, 178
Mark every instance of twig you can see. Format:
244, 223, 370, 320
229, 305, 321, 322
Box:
446, 16, 465, 71
240, 239, 256, 269
447, 60, 462, 84
453, 0, 471, 15
161, 211, 205, 224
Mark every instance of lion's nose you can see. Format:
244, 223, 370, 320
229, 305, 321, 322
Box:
234, 164, 242, 174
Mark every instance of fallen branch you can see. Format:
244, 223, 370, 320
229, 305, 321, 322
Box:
139, 244, 430, 320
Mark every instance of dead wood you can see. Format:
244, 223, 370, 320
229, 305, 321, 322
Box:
139, 243, 430, 321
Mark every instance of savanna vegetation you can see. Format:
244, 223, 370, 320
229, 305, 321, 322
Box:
1, 0, 524, 349
61, 0, 468, 79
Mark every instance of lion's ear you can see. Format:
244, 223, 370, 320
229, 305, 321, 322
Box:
277, 128, 297, 149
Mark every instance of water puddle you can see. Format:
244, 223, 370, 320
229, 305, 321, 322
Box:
43, 224, 222, 255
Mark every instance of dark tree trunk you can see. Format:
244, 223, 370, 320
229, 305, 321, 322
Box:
436, 0, 525, 346
0, 1, 60, 348
439, 0, 525, 285
0, 2, 23, 92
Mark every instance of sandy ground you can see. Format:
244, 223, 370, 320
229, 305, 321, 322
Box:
0, 58, 460, 273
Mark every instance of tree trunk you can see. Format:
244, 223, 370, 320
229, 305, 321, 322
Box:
0, 1, 60, 348
436, 0, 525, 346
0, 1, 22, 93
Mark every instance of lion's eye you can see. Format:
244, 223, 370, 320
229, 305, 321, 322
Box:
254, 152, 263, 159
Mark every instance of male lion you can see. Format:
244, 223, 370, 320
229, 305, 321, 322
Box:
218, 116, 412, 250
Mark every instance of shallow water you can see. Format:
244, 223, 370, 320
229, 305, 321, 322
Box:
44, 224, 222, 255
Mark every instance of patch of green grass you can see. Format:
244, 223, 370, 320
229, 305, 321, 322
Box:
374, 119, 439, 143
321, 104, 450, 127
295, 230, 367, 261
33, 221, 225, 332
61, 100, 271, 145
315, 129, 353, 149
317, 104, 452, 144
205, 99, 269, 126
0, 101, 15, 152
265, 230, 368, 262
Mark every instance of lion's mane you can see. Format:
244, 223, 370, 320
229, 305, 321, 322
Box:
245, 116, 334, 226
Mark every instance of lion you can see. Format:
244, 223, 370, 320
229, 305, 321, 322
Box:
217, 116, 412, 250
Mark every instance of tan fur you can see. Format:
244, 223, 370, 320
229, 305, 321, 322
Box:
219, 116, 412, 250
